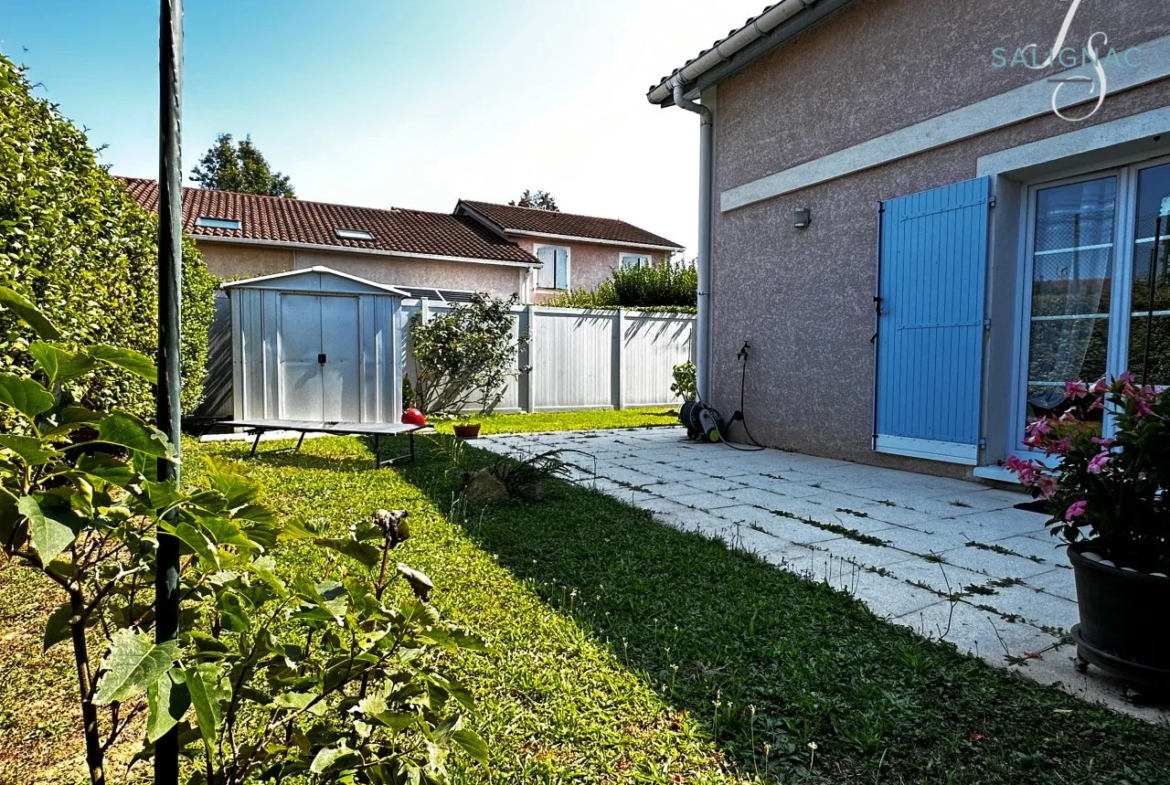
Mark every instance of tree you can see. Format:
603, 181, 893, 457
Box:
190, 132, 296, 197
508, 189, 558, 211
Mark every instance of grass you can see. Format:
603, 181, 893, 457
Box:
431, 406, 678, 436
4, 433, 1170, 784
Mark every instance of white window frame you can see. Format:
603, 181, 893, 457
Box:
533, 243, 571, 290
1008, 154, 1170, 455
618, 252, 650, 268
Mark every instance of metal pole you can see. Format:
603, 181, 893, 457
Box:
155, 0, 183, 782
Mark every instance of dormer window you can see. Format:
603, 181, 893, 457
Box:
195, 216, 241, 230
335, 228, 374, 241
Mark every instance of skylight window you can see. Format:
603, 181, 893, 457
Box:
335, 228, 374, 241
195, 216, 241, 230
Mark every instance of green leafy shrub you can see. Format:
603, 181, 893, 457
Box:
546, 260, 697, 312
0, 290, 486, 785
671, 361, 697, 402
0, 53, 215, 417
409, 294, 524, 415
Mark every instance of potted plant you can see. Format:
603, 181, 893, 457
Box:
1007, 374, 1169, 689
453, 414, 481, 440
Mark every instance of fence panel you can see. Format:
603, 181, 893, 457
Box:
529, 308, 616, 410
200, 298, 694, 419
621, 312, 695, 407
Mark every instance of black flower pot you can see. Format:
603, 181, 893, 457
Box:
1068, 541, 1170, 690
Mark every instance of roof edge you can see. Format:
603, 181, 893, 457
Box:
647, 0, 857, 104
195, 234, 541, 268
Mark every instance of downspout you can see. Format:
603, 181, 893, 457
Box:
672, 80, 713, 401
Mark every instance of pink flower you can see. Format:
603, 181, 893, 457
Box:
1064, 381, 1090, 400
1117, 371, 1135, 385
1087, 451, 1111, 474
1004, 455, 1040, 484
1135, 397, 1154, 418
1065, 500, 1088, 520
1092, 377, 1109, 394
1034, 475, 1058, 500
1091, 437, 1114, 447
1023, 418, 1052, 446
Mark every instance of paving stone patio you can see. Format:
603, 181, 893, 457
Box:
480, 425, 1169, 722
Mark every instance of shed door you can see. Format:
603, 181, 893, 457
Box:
874, 177, 991, 465
278, 294, 360, 421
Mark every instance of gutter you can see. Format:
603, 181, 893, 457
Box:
671, 80, 714, 402
647, 0, 811, 106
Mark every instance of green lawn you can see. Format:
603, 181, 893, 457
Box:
5, 432, 1170, 784
431, 407, 678, 435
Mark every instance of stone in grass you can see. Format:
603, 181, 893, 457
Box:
464, 469, 508, 504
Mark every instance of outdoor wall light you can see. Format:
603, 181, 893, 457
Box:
793, 208, 811, 229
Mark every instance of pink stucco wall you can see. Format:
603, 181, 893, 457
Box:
196, 242, 532, 300
705, 0, 1169, 476
510, 236, 669, 303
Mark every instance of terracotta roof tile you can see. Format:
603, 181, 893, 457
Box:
458, 200, 683, 250
119, 178, 539, 265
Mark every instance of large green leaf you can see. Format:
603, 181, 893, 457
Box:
309, 745, 361, 776
185, 663, 229, 747
90, 345, 158, 384
0, 434, 62, 466
202, 456, 259, 508
397, 563, 434, 601
0, 373, 54, 419
28, 342, 96, 386
0, 286, 60, 339
95, 412, 171, 458
43, 602, 74, 651
202, 516, 259, 551
146, 671, 190, 743
19, 495, 74, 564
164, 521, 217, 566
452, 729, 489, 768
316, 537, 381, 569
94, 628, 180, 705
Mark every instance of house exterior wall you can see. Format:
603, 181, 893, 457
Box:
706, 0, 1170, 476
510, 236, 670, 303
196, 241, 530, 300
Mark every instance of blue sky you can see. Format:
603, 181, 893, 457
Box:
2, 0, 766, 255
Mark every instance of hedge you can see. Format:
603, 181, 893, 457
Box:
0, 53, 216, 417
546, 260, 697, 310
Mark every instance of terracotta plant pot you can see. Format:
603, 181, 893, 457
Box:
453, 423, 481, 440
1068, 541, 1170, 691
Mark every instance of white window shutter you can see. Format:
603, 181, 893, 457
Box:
536, 246, 556, 289
555, 248, 569, 289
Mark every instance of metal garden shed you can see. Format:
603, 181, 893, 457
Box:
223, 267, 408, 426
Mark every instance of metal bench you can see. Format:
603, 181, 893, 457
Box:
220, 420, 432, 469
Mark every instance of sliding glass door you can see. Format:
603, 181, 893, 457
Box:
1017, 158, 1170, 447
1128, 163, 1170, 387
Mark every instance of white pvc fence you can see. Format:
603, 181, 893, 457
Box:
400, 302, 695, 413
199, 301, 695, 419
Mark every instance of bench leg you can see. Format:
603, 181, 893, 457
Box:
294, 431, 306, 452
374, 433, 380, 470
249, 431, 263, 457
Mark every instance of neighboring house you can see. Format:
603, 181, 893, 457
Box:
454, 201, 683, 302
121, 178, 681, 304
648, 0, 1169, 481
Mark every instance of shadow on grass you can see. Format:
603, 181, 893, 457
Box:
380, 434, 1170, 785
207, 440, 378, 474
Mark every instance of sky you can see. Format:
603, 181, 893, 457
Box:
1, 0, 767, 256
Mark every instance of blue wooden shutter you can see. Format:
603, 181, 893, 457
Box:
874, 177, 991, 465
536, 246, 556, 289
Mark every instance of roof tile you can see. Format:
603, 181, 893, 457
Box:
459, 200, 683, 250
119, 178, 539, 265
